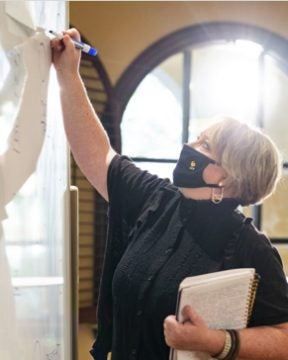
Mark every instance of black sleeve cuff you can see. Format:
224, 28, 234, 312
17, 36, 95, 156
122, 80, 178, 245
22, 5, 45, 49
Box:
89, 343, 108, 360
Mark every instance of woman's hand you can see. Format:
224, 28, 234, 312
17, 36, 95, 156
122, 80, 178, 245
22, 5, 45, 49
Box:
50, 28, 82, 82
164, 305, 225, 355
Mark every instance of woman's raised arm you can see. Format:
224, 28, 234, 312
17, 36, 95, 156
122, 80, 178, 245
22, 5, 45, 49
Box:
51, 28, 116, 201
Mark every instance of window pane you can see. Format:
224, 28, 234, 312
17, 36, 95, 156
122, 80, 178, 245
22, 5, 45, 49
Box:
188, 41, 262, 141
262, 170, 288, 239
263, 56, 288, 162
273, 244, 288, 276
134, 161, 175, 181
121, 53, 183, 159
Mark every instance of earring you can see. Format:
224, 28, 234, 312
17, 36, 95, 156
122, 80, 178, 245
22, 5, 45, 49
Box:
211, 186, 224, 204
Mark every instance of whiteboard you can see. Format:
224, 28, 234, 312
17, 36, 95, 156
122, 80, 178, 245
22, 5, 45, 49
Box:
0, 2, 71, 359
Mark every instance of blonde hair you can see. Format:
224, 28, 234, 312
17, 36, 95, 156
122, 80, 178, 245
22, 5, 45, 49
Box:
207, 116, 282, 206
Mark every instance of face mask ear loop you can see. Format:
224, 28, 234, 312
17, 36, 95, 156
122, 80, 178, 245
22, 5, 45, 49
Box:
211, 186, 224, 204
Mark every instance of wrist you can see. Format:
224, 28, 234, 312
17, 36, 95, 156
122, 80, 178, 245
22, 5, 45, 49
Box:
57, 68, 81, 86
58, 71, 82, 91
206, 329, 226, 356
212, 329, 241, 360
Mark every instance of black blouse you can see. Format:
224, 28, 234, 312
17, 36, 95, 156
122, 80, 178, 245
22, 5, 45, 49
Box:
90, 155, 288, 360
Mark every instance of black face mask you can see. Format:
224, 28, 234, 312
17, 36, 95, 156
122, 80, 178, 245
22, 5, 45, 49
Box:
173, 144, 220, 188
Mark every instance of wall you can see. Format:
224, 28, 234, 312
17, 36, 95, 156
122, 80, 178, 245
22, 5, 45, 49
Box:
70, 1, 288, 84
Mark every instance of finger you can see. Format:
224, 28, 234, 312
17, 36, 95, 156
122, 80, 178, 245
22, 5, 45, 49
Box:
163, 316, 181, 348
62, 34, 77, 50
182, 305, 206, 327
164, 315, 177, 329
60, 35, 82, 60
63, 28, 81, 42
50, 38, 64, 52
164, 316, 177, 336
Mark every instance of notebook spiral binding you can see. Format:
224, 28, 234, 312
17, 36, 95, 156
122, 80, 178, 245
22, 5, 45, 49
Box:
245, 273, 260, 325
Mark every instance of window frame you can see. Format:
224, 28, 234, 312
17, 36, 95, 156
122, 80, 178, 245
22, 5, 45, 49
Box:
113, 21, 288, 241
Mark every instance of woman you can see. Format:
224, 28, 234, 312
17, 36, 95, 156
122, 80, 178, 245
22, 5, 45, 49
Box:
51, 29, 288, 360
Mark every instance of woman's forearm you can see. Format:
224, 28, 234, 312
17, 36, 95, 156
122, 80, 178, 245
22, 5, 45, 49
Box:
59, 72, 115, 200
164, 310, 288, 360
209, 325, 288, 360
235, 324, 288, 360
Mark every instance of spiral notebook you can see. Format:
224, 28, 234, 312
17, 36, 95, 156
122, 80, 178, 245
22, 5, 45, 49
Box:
170, 268, 259, 360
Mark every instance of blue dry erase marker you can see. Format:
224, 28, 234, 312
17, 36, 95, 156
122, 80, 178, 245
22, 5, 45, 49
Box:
49, 30, 97, 56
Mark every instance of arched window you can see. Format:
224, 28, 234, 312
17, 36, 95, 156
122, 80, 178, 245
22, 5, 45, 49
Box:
114, 22, 288, 270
